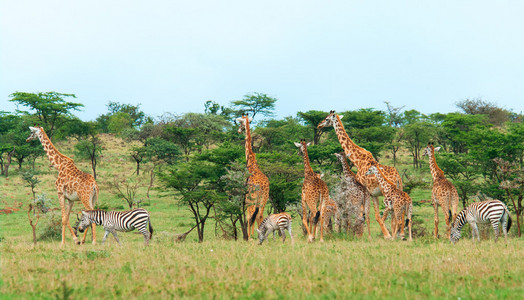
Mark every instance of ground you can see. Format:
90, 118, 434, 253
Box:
1, 135, 522, 299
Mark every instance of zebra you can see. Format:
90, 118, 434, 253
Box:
450, 200, 512, 244
256, 212, 294, 245
76, 208, 154, 246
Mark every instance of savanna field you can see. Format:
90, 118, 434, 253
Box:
1, 132, 523, 300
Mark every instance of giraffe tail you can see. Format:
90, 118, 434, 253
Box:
249, 207, 259, 226
313, 211, 320, 224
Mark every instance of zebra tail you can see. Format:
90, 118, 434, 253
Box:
507, 213, 512, 232
149, 219, 154, 239
249, 207, 259, 226
313, 211, 320, 225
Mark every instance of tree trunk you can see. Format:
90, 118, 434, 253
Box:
91, 156, 97, 180
2, 147, 15, 177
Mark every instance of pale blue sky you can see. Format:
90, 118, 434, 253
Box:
1, 0, 523, 121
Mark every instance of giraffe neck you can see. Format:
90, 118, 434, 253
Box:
373, 168, 395, 196
243, 121, 260, 173
37, 129, 71, 170
337, 155, 356, 179
428, 150, 445, 180
332, 115, 372, 169
301, 147, 316, 177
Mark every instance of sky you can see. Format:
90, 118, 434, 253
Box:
1, 0, 523, 121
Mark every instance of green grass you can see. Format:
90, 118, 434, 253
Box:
1, 135, 523, 299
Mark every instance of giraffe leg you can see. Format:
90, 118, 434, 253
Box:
372, 196, 391, 239
64, 199, 80, 245
319, 212, 325, 243
302, 200, 314, 242
399, 210, 406, 238
246, 205, 256, 240
365, 197, 371, 239
443, 205, 452, 239
433, 199, 439, 239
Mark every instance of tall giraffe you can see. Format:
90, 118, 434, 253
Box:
236, 115, 270, 238
365, 163, 413, 241
294, 139, 330, 242
334, 152, 371, 238
423, 142, 459, 238
26, 126, 98, 246
318, 111, 403, 238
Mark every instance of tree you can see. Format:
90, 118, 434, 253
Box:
231, 92, 277, 120
297, 110, 329, 145
340, 108, 395, 160
456, 98, 511, 126
73, 121, 103, 179
9, 92, 83, 138
160, 160, 223, 242
96, 101, 148, 133
403, 120, 436, 168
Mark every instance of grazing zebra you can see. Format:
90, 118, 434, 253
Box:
450, 200, 512, 244
256, 212, 294, 245
77, 208, 153, 246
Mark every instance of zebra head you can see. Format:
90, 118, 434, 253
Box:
256, 227, 266, 245
77, 211, 93, 233
450, 227, 461, 244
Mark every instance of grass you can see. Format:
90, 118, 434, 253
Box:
1, 134, 523, 299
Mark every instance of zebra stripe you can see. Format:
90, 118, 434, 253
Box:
77, 208, 153, 245
256, 212, 294, 245
450, 200, 511, 244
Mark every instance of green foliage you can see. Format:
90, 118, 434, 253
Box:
296, 110, 329, 144
230, 92, 277, 120
9, 91, 83, 138
96, 101, 148, 133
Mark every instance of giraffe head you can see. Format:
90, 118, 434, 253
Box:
364, 163, 379, 176
317, 110, 343, 129
26, 126, 43, 142
294, 139, 311, 156
236, 114, 252, 134
334, 152, 345, 162
422, 142, 441, 157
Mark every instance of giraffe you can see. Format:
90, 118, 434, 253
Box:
318, 111, 403, 239
322, 197, 338, 233
294, 139, 330, 242
334, 152, 371, 238
236, 114, 270, 238
26, 126, 98, 246
423, 142, 459, 238
365, 163, 413, 240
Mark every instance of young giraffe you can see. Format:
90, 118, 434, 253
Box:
26, 126, 98, 246
365, 163, 413, 241
334, 152, 371, 238
423, 143, 459, 238
318, 111, 403, 239
294, 139, 330, 242
236, 114, 270, 238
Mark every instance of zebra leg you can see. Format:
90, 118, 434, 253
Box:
470, 222, 479, 242
280, 229, 286, 243
102, 230, 110, 244
288, 225, 294, 245
491, 220, 500, 243
502, 213, 509, 241
111, 230, 121, 244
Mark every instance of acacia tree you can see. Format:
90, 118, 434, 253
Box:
297, 110, 329, 145
231, 92, 277, 120
160, 160, 223, 242
9, 92, 83, 138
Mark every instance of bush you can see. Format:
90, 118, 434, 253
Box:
37, 210, 62, 241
